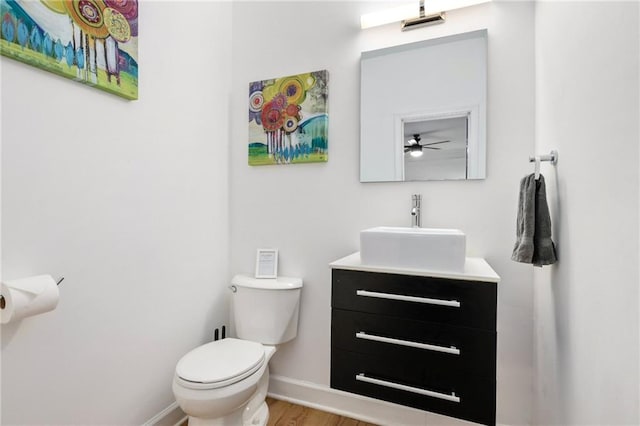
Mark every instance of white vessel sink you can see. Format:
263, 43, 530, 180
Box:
360, 226, 466, 272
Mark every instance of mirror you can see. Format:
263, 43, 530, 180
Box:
360, 30, 487, 182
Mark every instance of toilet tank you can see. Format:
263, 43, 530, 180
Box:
231, 275, 303, 345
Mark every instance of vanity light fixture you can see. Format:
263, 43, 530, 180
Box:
402, 0, 445, 31
360, 0, 492, 30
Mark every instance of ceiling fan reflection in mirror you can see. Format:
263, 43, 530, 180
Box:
404, 133, 451, 157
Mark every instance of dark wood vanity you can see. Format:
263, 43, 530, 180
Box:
330, 253, 499, 425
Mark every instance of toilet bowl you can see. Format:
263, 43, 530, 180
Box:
172, 275, 302, 426
173, 338, 276, 426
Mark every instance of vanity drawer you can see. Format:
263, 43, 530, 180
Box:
332, 269, 496, 330
331, 348, 496, 426
331, 309, 496, 379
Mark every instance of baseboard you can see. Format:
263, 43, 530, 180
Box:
143, 401, 187, 426
268, 374, 432, 425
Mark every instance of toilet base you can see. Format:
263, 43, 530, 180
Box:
185, 400, 268, 426
187, 408, 242, 426
242, 359, 270, 425
246, 401, 269, 426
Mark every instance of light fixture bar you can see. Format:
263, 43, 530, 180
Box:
360, 0, 492, 30
402, 12, 445, 31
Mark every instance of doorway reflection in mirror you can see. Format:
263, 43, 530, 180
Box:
402, 114, 468, 181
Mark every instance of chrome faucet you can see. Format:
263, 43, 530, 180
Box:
411, 194, 421, 228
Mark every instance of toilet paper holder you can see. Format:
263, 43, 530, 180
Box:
0, 276, 64, 310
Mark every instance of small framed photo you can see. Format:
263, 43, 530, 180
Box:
255, 249, 278, 279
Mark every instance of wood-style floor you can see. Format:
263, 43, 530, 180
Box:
266, 397, 378, 426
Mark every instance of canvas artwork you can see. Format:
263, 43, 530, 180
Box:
248, 70, 328, 166
0, 0, 138, 100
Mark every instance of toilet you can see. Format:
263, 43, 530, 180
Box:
172, 274, 303, 426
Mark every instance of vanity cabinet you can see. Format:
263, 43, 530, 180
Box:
330, 254, 499, 426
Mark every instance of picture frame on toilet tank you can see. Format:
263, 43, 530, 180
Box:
255, 249, 278, 279
248, 70, 328, 165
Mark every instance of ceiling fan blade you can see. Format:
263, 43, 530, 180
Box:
404, 148, 410, 153
422, 140, 450, 146
424, 146, 441, 150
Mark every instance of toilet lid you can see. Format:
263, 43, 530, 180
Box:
176, 338, 265, 388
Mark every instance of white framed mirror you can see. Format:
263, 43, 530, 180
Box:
360, 30, 487, 182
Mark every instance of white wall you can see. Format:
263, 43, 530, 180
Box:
229, 2, 536, 424
534, 2, 640, 424
1, 2, 232, 424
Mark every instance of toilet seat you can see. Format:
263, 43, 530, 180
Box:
176, 338, 265, 390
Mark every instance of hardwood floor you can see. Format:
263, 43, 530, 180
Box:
266, 397, 378, 426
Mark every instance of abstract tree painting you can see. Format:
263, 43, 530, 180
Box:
1, 0, 138, 100
248, 70, 328, 166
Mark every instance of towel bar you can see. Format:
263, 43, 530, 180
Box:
529, 150, 558, 165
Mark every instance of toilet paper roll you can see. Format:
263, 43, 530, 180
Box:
1, 275, 60, 324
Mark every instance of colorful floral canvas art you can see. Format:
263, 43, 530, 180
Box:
248, 70, 328, 166
1, 0, 138, 100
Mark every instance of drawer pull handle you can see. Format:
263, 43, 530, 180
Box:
355, 373, 461, 403
356, 332, 460, 355
356, 289, 461, 308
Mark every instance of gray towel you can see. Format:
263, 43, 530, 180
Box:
511, 174, 557, 266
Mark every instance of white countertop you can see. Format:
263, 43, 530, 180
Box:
329, 252, 500, 283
